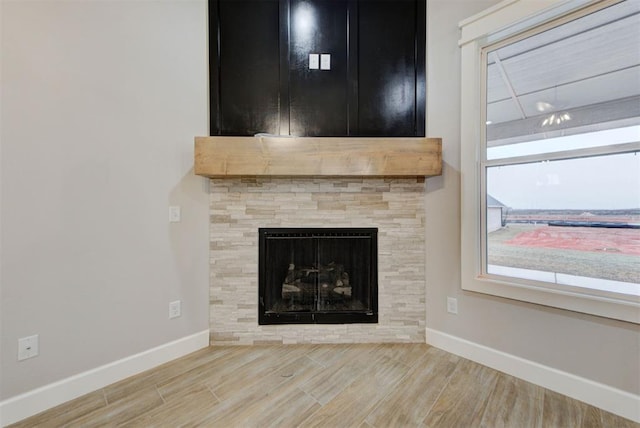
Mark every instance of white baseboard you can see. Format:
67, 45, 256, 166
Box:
0, 330, 209, 427
425, 328, 640, 423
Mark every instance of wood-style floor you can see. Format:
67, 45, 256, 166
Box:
10, 344, 637, 427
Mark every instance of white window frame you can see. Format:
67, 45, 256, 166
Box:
459, 0, 640, 324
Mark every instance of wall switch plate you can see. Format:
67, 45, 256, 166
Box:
320, 53, 331, 70
169, 300, 181, 319
169, 206, 181, 223
309, 53, 319, 70
447, 297, 458, 314
18, 335, 39, 361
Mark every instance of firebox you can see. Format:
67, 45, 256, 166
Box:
259, 228, 378, 325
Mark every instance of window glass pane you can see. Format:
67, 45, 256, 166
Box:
486, 152, 640, 295
485, 1, 640, 155
482, 0, 640, 299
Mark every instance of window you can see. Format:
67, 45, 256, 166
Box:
460, 0, 640, 323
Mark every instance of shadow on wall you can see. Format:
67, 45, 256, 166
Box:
168, 167, 210, 325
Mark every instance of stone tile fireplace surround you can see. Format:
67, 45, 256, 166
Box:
209, 177, 426, 345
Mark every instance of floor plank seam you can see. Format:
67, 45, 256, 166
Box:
299, 386, 323, 425
101, 388, 109, 407
155, 385, 167, 405
418, 357, 459, 426
209, 387, 222, 404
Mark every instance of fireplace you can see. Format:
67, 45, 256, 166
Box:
208, 177, 425, 344
259, 228, 378, 325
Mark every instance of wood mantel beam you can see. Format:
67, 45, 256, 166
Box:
194, 136, 442, 178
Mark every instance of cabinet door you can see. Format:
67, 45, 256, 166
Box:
357, 0, 425, 136
289, 0, 349, 136
211, 0, 281, 135
209, 0, 425, 137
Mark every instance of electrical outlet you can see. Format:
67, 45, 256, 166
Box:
169, 206, 181, 223
169, 300, 181, 319
447, 297, 458, 314
18, 334, 39, 361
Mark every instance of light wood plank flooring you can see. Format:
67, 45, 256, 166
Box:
9, 344, 637, 427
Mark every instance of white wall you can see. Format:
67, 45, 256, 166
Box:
0, 0, 210, 400
425, 0, 640, 396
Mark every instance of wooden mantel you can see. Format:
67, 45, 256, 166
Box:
194, 136, 442, 177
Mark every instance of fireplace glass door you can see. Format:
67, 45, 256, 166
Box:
259, 228, 378, 324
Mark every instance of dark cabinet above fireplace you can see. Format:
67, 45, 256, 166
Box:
209, 0, 425, 137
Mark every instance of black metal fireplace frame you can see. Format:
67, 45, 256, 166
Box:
258, 227, 378, 325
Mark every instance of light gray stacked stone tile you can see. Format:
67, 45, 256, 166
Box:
209, 177, 426, 345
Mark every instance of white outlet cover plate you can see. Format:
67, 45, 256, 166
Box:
447, 297, 458, 314
169, 300, 181, 319
169, 206, 181, 223
18, 334, 39, 361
